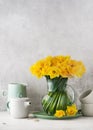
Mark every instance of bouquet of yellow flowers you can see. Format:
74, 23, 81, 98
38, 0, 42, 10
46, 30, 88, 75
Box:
30, 55, 86, 79
30, 55, 86, 117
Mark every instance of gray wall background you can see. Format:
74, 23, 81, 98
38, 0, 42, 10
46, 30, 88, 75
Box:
0, 0, 93, 111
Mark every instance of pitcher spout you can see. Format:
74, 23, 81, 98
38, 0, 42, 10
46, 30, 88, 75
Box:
24, 101, 31, 107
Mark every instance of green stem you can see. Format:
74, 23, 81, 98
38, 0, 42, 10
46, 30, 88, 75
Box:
45, 76, 68, 92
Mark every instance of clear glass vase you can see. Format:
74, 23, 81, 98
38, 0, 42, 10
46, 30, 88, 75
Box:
42, 76, 75, 116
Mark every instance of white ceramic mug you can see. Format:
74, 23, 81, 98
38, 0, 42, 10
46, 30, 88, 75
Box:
79, 89, 93, 104
9, 97, 31, 118
81, 103, 93, 116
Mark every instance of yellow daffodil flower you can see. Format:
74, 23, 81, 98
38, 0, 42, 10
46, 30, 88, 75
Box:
54, 110, 65, 118
66, 104, 78, 116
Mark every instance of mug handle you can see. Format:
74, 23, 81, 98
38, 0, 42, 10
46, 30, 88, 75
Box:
7, 101, 10, 109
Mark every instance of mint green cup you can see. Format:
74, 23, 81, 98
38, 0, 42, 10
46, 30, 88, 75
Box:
7, 83, 27, 111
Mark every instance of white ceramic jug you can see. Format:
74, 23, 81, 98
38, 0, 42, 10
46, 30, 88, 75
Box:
9, 97, 31, 118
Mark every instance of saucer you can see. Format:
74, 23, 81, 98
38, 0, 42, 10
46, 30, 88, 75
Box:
32, 111, 82, 120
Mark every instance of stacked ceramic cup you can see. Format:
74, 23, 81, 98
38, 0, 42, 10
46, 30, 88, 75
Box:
7, 83, 31, 118
79, 89, 93, 116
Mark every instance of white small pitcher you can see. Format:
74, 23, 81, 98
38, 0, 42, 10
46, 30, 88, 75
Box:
9, 97, 31, 118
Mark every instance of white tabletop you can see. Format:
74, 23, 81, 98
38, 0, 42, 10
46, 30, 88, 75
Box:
0, 112, 93, 130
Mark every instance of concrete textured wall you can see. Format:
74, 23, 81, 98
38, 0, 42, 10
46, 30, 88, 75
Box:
0, 0, 93, 111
